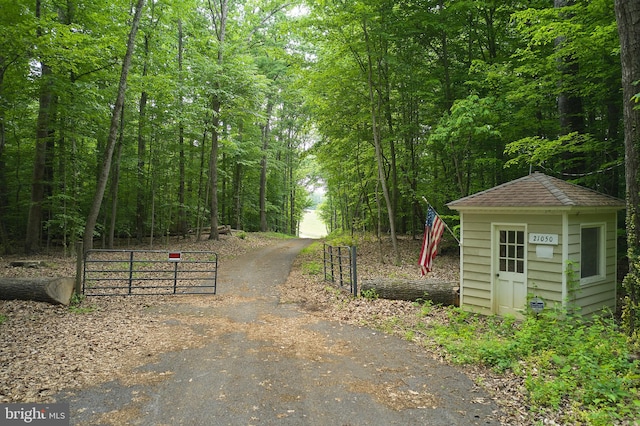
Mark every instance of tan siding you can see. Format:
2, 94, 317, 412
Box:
577, 285, 616, 316
464, 246, 492, 258
527, 261, 563, 277
464, 261, 491, 274
462, 277, 491, 293
527, 280, 562, 295
460, 295, 493, 316
460, 212, 493, 312
579, 282, 616, 298
462, 286, 491, 298
523, 215, 564, 307
527, 260, 563, 299
461, 232, 487, 243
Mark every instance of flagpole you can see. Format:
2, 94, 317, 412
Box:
421, 196, 461, 245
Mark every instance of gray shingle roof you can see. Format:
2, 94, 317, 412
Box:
447, 172, 625, 209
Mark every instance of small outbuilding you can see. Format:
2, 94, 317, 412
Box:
447, 172, 625, 317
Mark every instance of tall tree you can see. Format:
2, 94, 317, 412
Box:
207, 0, 228, 241
362, 17, 399, 264
25, 0, 56, 254
83, 0, 146, 252
177, 18, 187, 237
615, 0, 640, 344
259, 99, 274, 232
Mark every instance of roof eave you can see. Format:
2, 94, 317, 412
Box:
447, 205, 625, 214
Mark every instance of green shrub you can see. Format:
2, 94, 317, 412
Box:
0, 314, 6, 325
326, 231, 356, 247
360, 288, 378, 300
425, 306, 640, 423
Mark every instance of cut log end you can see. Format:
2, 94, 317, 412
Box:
0, 277, 75, 305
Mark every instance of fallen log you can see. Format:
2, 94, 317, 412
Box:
0, 277, 75, 305
218, 225, 232, 235
360, 278, 459, 306
9, 260, 48, 268
192, 225, 232, 235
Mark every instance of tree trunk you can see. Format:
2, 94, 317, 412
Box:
209, 96, 221, 240
83, 0, 146, 253
196, 129, 207, 241
233, 122, 244, 230
208, 0, 228, 242
361, 278, 459, 305
0, 57, 11, 251
363, 20, 399, 265
25, 62, 55, 254
555, 0, 586, 176
0, 277, 75, 305
108, 111, 125, 249
555, 0, 585, 135
26, 0, 55, 254
615, 0, 640, 341
136, 34, 150, 243
178, 19, 187, 237
259, 100, 274, 232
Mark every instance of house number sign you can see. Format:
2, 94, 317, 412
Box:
528, 233, 559, 245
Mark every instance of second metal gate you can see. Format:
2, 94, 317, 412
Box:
323, 244, 357, 295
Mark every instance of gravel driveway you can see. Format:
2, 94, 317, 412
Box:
58, 238, 502, 425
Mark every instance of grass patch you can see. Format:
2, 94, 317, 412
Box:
258, 232, 295, 240
68, 293, 97, 314
301, 241, 323, 255
0, 314, 6, 325
302, 261, 322, 275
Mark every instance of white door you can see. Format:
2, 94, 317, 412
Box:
494, 227, 526, 316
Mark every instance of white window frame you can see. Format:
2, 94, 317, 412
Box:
579, 222, 606, 286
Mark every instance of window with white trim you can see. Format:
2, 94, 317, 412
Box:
580, 224, 605, 284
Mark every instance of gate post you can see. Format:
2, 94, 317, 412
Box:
337, 246, 344, 287
128, 251, 134, 294
75, 241, 83, 295
351, 245, 357, 296
323, 243, 327, 282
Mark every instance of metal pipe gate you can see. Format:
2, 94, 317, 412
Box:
83, 249, 217, 296
323, 244, 357, 296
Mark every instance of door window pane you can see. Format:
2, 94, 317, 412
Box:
498, 230, 525, 273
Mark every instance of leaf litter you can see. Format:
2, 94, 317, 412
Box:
0, 233, 539, 425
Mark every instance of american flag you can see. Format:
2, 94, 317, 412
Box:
419, 206, 445, 275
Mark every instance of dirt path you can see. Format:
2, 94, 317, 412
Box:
58, 239, 502, 425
